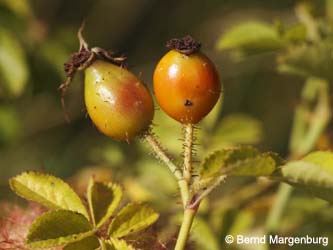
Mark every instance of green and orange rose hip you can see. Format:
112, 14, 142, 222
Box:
59, 29, 154, 141
84, 60, 154, 140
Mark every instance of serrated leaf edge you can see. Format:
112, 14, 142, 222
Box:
27, 209, 95, 248
9, 171, 89, 219
87, 179, 123, 228
200, 146, 279, 178
108, 203, 159, 238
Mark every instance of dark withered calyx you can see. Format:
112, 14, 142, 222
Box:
166, 35, 201, 55
64, 49, 92, 77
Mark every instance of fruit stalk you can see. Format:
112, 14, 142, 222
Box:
173, 123, 199, 250
183, 124, 194, 184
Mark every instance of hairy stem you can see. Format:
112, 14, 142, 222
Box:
143, 131, 189, 207
174, 207, 198, 250
183, 124, 194, 183
173, 123, 197, 250
145, 124, 197, 250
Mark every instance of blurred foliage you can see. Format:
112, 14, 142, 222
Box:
216, 21, 285, 55
0, 0, 333, 250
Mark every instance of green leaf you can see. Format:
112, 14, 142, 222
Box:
27, 210, 94, 248
212, 114, 263, 147
200, 149, 231, 179
278, 40, 333, 81
9, 172, 89, 218
108, 238, 134, 250
226, 153, 276, 176
0, 28, 28, 97
87, 179, 122, 228
108, 203, 159, 238
216, 21, 284, 54
200, 146, 278, 179
63, 236, 100, 250
192, 147, 281, 204
274, 151, 333, 202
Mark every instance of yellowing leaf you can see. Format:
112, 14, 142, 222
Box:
63, 236, 100, 250
108, 203, 159, 238
9, 172, 89, 218
0, 28, 28, 97
27, 210, 94, 248
87, 179, 122, 228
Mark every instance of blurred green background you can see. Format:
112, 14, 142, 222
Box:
0, 0, 332, 249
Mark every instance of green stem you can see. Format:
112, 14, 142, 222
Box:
173, 123, 198, 250
266, 183, 293, 232
145, 124, 196, 249
179, 179, 190, 208
174, 207, 197, 250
